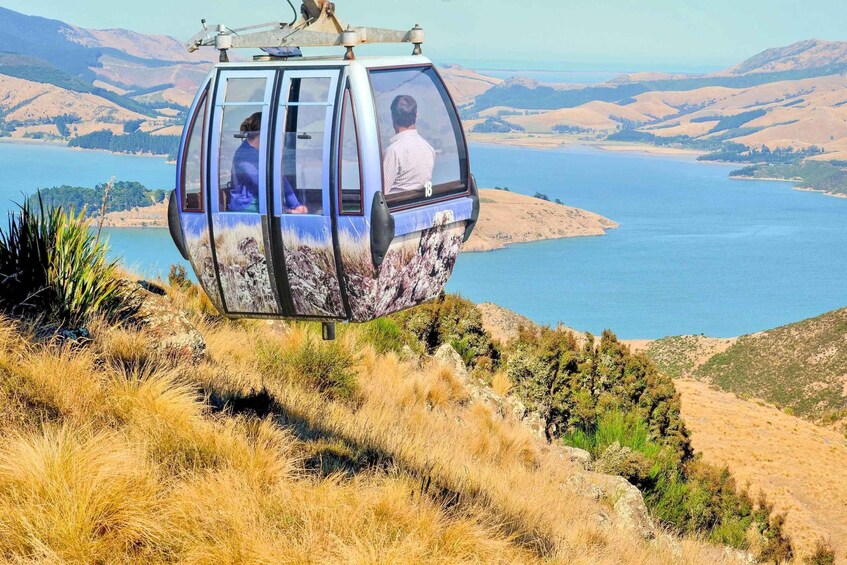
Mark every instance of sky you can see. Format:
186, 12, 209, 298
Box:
4, 0, 847, 71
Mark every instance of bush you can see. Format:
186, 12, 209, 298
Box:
257, 335, 359, 401
392, 293, 499, 368
352, 318, 410, 354
502, 327, 793, 557
0, 196, 128, 327
805, 539, 836, 565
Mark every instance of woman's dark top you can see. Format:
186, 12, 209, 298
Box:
230, 141, 302, 212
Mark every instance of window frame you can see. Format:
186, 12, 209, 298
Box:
273, 69, 341, 217
212, 70, 276, 215
337, 84, 364, 216
180, 86, 208, 213
367, 64, 471, 212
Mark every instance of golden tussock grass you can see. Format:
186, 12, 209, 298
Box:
491, 370, 513, 396
0, 287, 746, 563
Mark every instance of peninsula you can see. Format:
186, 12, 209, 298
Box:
99, 188, 618, 251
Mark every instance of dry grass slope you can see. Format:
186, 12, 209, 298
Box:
676, 379, 847, 562
0, 286, 745, 564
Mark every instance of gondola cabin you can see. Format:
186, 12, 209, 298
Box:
168, 53, 479, 327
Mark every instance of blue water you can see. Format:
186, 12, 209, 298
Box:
448, 144, 847, 338
0, 141, 180, 279
1, 141, 845, 339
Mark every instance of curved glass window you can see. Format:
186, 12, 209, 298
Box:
181, 88, 208, 212
369, 66, 468, 208
338, 88, 363, 215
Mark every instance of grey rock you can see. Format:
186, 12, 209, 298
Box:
602, 475, 656, 540
556, 444, 593, 470
131, 284, 206, 364
564, 472, 655, 539
433, 343, 546, 441
434, 343, 469, 380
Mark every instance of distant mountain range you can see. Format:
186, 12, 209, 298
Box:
2, 5, 847, 188
466, 39, 847, 157
0, 7, 498, 147
0, 7, 217, 143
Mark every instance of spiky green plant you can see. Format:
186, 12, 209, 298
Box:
0, 194, 128, 327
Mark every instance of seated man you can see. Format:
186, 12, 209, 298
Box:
230, 112, 308, 214
382, 95, 436, 195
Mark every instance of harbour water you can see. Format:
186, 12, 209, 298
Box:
1, 140, 845, 339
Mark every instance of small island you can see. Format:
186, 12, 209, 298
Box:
465, 188, 618, 252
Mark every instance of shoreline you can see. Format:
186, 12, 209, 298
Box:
731, 175, 847, 198
0, 136, 174, 162
466, 132, 707, 159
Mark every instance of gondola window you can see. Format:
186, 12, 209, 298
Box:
280, 77, 334, 215
339, 88, 363, 215
218, 77, 269, 213
182, 88, 207, 212
369, 66, 468, 208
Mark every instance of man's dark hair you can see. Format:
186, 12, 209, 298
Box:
240, 112, 262, 140
390, 95, 417, 128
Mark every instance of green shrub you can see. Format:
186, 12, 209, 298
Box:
392, 293, 499, 367
353, 318, 410, 354
502, 327, 792, 557
566, 410, 663, 460
0, 196, 127, 327
168, 264, 191, 290
805, 539, 836, 565
257, 335, 359, 401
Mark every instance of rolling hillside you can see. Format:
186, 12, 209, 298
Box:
0, 8, 499, 148
0, 7, 216, 143
646, 307, 847, 422
460, 39, 847, 195
695, 308, 847, 420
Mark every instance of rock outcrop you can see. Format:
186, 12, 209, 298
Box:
432, 343, 658, 540
130, 282, 206, 363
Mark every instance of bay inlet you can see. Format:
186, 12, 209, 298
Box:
1, 141, 844, 339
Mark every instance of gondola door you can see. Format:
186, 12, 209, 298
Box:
271, 70, 346, 318
209, 70, 282, 315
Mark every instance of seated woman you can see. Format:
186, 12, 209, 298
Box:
230, 112, 308, 214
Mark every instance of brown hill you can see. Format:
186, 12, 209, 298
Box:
465, 189, 617, 252
725, 39, 847, 75
438, 65, 501, 105
65, 25, 219, 64
463, 40, 847, 163
677, 379, 847, 561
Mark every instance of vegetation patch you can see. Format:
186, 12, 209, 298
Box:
0, 196, 129, 327
31, 181, 167, 216
69, 130, 180, 159
471, 116, 525, 134
730, 161, 847, 195
392, 306, 795, 559
695, 308, 847, 420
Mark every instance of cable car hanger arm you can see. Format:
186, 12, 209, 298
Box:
185, 1, 424, 58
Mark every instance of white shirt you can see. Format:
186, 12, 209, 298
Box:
382, 129, 436, 195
